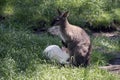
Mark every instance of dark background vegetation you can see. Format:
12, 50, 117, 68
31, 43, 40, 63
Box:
0, 0, 120, 31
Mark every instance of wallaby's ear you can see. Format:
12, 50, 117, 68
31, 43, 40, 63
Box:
63, 11, 69, 18
57, 9, 61, 15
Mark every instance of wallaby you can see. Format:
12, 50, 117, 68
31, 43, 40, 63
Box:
48, 10, 92, 67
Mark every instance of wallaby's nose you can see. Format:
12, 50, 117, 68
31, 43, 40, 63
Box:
47, 28, 50, 34
47, 28, 53, 36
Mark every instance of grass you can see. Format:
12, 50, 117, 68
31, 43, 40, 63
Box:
0, 0, 120, 79
91, 36, 120, 66
0, 24, 120, 80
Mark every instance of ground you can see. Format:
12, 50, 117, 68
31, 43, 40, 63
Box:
92, 31, 120, 74
0, 23, 120, 79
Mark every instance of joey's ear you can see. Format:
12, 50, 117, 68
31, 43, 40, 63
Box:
63, 11, 69, 18
57, 9, 62, 15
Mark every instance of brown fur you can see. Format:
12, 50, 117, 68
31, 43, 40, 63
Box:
48, 10, 92, 67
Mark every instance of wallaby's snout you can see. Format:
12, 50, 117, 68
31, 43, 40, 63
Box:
47, 26, 60, 36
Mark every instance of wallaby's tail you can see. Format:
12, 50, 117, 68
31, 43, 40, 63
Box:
88, 43, 92, 55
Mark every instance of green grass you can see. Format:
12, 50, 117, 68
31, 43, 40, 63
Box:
0, 0, 120, 79
0, 24, 120, 80
91, 36, 120, 66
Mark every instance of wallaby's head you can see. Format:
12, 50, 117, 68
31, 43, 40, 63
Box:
51, 9, 69, 26
48, 10, 69, 36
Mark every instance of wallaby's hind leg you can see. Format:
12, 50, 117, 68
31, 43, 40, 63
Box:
84, 44, 92, 67
83, 59, 90, 67
69, 44, 91, 67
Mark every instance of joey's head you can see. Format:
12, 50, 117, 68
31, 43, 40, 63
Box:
51, 9, 69, 26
